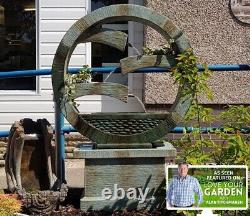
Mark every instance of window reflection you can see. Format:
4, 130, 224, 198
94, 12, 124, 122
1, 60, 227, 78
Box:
91, 0, 128, 85
0, 0, 36, 90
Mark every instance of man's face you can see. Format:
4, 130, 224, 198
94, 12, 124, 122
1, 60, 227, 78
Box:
178, 164, 189, 177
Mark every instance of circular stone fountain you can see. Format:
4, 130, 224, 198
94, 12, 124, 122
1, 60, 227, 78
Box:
51, 4, 193, 211
51, 4, 193, 149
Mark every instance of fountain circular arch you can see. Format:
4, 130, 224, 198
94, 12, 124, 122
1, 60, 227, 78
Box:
52, 4, 192, 145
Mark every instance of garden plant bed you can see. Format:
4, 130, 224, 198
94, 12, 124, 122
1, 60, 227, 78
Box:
50, 206, 179, 216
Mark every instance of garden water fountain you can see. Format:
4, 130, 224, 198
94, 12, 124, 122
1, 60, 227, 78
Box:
51, 4, 192, 211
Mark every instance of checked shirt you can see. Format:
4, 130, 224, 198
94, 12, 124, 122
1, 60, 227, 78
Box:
167, 175, 203, 207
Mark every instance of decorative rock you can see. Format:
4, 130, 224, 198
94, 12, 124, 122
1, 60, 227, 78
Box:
18, 184, 68, 215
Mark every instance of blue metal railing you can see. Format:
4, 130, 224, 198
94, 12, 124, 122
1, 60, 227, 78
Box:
1, 64, 250, 79
0, 125, 249, 138
0, 126, 219, 138
1, 64, 250, 182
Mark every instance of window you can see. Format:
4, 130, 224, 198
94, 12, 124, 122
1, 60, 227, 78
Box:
0, 0, 36, 90
91, 0, 128, 85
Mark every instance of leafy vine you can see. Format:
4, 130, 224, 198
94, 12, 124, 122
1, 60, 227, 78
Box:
64, 65, 91, 107
170, 49, 250, 168
142, 40, 176, 56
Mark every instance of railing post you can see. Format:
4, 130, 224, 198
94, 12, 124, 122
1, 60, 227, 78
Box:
54, 101, 65, 183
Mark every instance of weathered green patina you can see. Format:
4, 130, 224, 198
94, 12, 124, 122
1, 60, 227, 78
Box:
51, 4, 192, 147
50, 4, 191, 211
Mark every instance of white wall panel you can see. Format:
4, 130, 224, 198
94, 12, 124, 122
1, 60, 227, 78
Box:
40, 32, 65, 42
0, 113, 55, 124
40, 43, 85, 55
0, 92, 54, 101
0, 0, 90, 130
0, 94, 102, 102
0, 101, 102, 113
41, 8, 86, 20
0, 102, 54, 113
41, 0, 86, 8
41, 20, 78, 32
40, 78, 52, 90
40, 55, 86, 67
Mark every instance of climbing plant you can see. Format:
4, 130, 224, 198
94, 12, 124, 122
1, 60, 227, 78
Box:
167, 49, 250, 216
142, 40, 176, 56
170, 49, 250, 167
64, 65, 91, 107
169, 48, 215, 164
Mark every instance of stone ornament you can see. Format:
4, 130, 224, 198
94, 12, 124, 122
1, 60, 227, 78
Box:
5, 119, 68, 215
52, 4, 192, 146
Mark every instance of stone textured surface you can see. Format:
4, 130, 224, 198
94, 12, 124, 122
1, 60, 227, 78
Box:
81, 158, 168, 211
144, 0, 250, 104
80, 143, 176, 211
87, 117, 165, 135
0, 168, 7, 189
74, 142, 176, 158
65, 159, 85, 188
77, 113, 176, 145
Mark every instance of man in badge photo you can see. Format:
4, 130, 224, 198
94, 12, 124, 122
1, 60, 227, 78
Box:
167, 162, 203, 208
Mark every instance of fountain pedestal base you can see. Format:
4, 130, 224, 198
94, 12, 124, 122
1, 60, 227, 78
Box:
74, 142, 176, 212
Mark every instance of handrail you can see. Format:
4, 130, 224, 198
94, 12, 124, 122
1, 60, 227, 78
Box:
1, 126, 249, 138
0, 64, 250, 79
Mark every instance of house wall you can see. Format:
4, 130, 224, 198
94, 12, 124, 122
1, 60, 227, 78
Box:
0, 0, 91, 130
0, 0, 144, 131
144, 0, 250, 106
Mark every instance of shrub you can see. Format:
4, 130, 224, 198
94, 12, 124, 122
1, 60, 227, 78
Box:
0, 194, 22, 216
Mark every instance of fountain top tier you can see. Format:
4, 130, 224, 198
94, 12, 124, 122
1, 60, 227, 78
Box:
52, 4, 192, 148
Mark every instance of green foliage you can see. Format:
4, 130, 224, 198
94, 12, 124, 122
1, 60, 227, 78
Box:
171, 48, 213, 100
174, 105, 250, 167
220, 105, 250, 132
177, 210, 196, 216
142, 40, 176, 56
169, 50, 249, 216
213, 112, 250, 167
170, 48, 214, 166
64, 65, 91, 107
226, 133, 250, 166
0, 194, 22, 216
185, 104, 215, 124
169, 49, 250, 168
